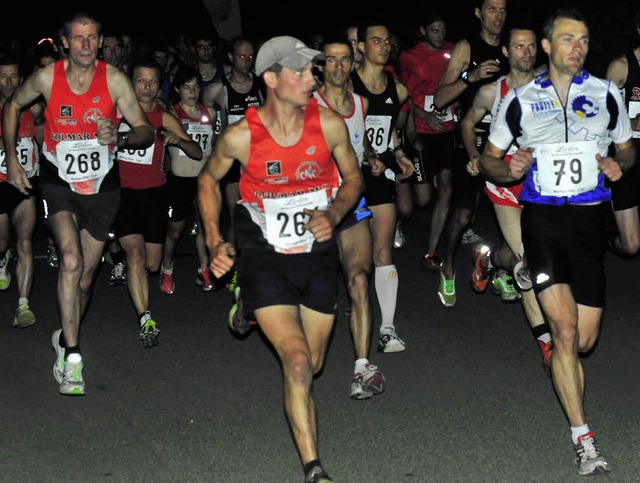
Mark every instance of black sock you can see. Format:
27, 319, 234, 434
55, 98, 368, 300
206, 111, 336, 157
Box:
532, 323, 551, 339
65, 345, 81, 359
303, 459, 323, 475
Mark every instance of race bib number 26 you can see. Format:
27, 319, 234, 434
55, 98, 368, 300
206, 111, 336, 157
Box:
262, 191, 328, 254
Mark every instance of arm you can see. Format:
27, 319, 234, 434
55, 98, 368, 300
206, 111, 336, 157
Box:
304, 110, 363, 241
597, 139, 636, 183
161, 110, 203, 160
461, 83, 494, 174
479, 142, 533, 183
198, 121, 246, 277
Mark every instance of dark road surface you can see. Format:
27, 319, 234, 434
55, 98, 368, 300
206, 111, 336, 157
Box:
2, 198, 639, 482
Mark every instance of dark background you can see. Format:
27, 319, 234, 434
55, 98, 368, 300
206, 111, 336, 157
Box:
3, 0, 640, 77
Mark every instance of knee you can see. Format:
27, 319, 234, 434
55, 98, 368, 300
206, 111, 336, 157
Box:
126, 248, 145, 268
552, 322, 579, 351
15, 236, 33, 259
578, 330, 598, 353
348, 270, 370, 300
59, 250, 83, 277
283, 350, 314, 386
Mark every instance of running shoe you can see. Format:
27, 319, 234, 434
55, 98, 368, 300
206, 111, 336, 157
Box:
13, 302, 36, 328
491, 273, 521, 303
461, 227, 482, 245
539, 340, 553, 376
59, 353, 85, 396
228, 285, 256, 335
52, 329, 65, 384
109, 261, 127, 285
470, 244, 492, 294
438, 268, 456, 307
0, 250, 12, 290
196, 268, 215, 291
421, 252, 442, 272
575, 432, 610, 476
139, 313, 160, 348
226, 269, 238, 293
47, 244, 59, 268
378, 326, 405, 353
393, 221, 406, 249
159, 271, 175, 294
350, 363, 385, 400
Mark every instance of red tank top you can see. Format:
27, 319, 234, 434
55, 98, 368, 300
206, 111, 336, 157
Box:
116, 104, 166, 189
239, 98, 339, 209
42, 60, 117, 194
0, 107, 38, 181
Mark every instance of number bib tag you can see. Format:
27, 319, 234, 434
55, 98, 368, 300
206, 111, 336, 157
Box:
424, 95, 453, 122
534, 141, 599, 197
262, 191, 328, 253
629, 101, 640, 139
366, 115, 392, 152
118, 144, 155, 165
0, 138, 35, 175
187, 123, 214, 157
56, 139, 110, 183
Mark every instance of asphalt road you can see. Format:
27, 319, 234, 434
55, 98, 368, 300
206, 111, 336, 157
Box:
2, 197, 638, 482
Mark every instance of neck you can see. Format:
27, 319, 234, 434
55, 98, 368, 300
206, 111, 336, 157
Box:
507, 69, 535, 89
480, 30, 500, 47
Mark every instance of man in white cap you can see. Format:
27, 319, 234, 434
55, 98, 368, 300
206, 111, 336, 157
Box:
198, 36, 363, 483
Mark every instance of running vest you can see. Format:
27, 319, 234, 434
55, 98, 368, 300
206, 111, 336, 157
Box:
623, 49, 640, 139
237, 98, 340, 254
489, 69, 633, 205
116, 105, 166, 189
0, 107, 39, 181
41, 60, 118, 194
220, 75, 264, 128
398, 41, 455, 135
173, 102, 215, 158
351, 70, 401, 155
313, 90, 367, 166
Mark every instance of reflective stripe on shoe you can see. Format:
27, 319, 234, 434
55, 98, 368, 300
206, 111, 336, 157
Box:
438, 269, 456, 307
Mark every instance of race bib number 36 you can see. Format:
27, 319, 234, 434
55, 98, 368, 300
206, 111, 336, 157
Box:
262, 191, 328, 254
534, 141, 599, 197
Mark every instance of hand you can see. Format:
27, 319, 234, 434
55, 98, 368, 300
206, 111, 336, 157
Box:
508, 147, 535, 179
369, 156, 385, 177
97, 118, 118, 146
161, 129, 182, 147
209, 241, 236, 278
424, 111, 445, 131
7, 161, 32, 195
466, 156, 480, 176
303, 208, 334, 243
396, 153, 415, 180
470, 59, 501, 83
596, 153, 623, 182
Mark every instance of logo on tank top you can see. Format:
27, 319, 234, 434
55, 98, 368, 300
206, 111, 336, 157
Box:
83, 108, 105, 125
60, 105, 72, 117
266, 161, 282, 176
296, 161, 321, 181
631, 87, 640, 101
92, 96, 101, 103
571, 95, 599, 118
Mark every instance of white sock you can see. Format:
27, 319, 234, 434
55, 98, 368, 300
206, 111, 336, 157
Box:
375, 265, 398, 332
161, 263, 173, 275
537, 332, 552, 344
571, 424, 590, 444
19, 297, 29, 306
355, 358, 369, 373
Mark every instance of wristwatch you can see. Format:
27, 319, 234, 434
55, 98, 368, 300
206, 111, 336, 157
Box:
118, 133, 129, 149
460, 70, 471, 86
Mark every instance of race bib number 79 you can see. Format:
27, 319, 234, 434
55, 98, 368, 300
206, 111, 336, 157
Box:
534, 141, 599, 197
262, 191, 328, 254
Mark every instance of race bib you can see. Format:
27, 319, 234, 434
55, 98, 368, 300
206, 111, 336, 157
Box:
365, 115, 392, 152
0, 138, 35, 174
423, 95, 453, 122
534, 141, 599, 197
629, 101, 639, 139
262, 191, 328, 254
187, 122, 214, 157
56, 139, 110, 183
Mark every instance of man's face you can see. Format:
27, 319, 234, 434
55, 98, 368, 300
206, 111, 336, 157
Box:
0, 64, 20, 99
63, 21, 100, 68
543, 18, 589, 76
132, 67, 160, 103
229, 41, 255, 75
195, 40, 215, 63
102, 36, 122, 68
360, 25, 391, 67
321, 43, 353, 88
424, 21, 447, 50
347, 27, 364, 65
476, 0, 507, 36
506, 29, 537, 73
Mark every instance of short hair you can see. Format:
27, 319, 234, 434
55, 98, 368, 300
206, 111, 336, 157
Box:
421, 11, 446, 28
62, 11, 102, 40
357, 20, 390, 44
169, 64, 202, 105
501, 24, 537, 49
130, 57, 162, 78
0, 54, 21, 68
542, 8, 587, 41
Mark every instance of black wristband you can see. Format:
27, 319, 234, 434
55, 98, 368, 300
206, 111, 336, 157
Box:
393, 144, 404, 153
460, 70, 471, 86
616, 158, 625, 174
118, 133, 129, 149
